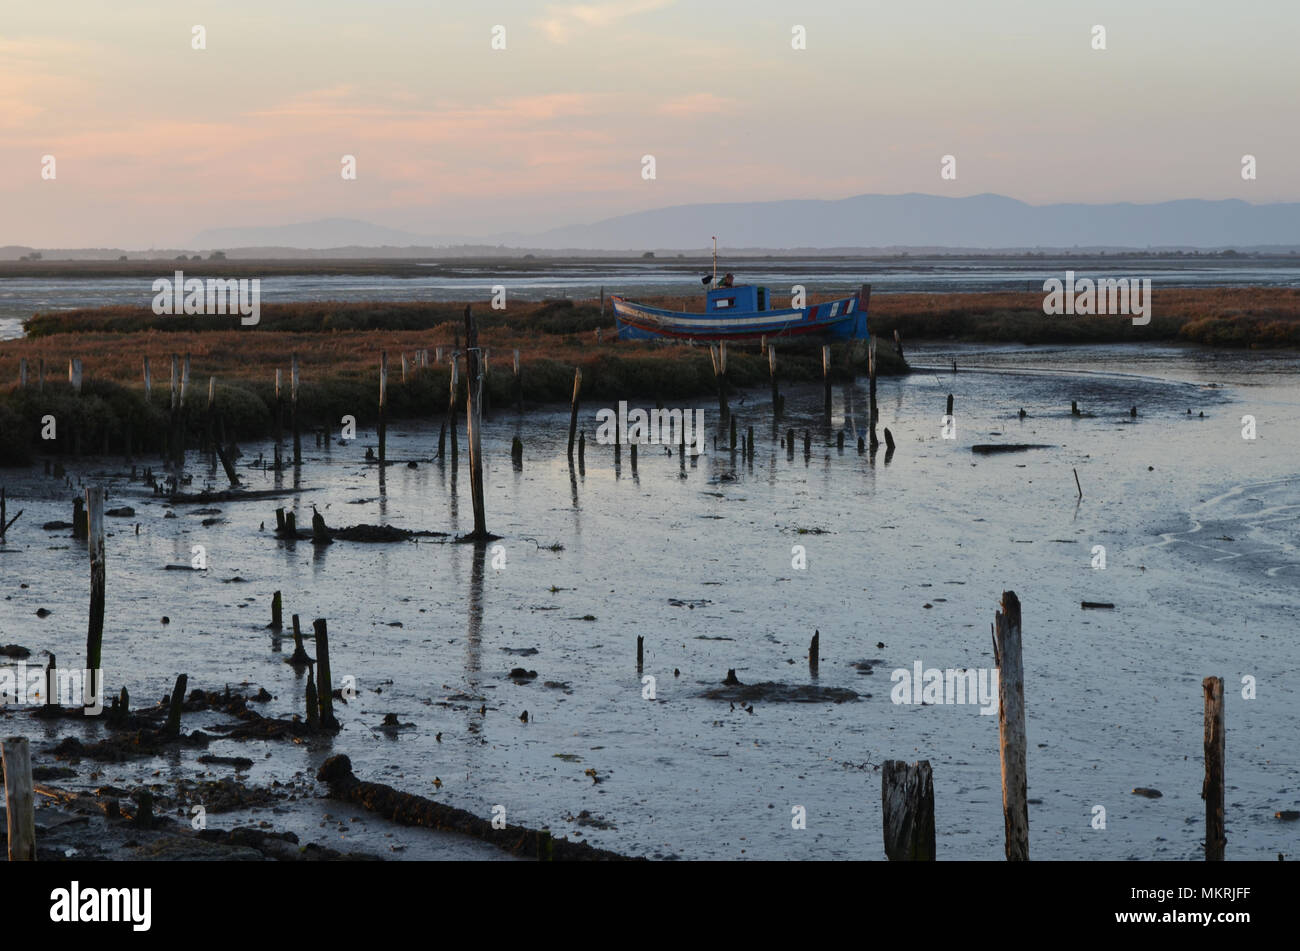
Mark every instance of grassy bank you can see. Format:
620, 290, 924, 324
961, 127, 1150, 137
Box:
6, 285, 1296, 465
23, 287, 1300, 347
1, 299, 903, 465
872, 287, 1300, 348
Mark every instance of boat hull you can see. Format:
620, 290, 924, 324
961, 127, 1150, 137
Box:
612, 292, 868, 343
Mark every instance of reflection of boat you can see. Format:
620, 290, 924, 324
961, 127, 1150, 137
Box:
613, 282, 870, 342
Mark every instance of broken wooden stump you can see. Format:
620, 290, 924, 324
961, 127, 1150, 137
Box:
881, 760, 936, 861
164, 673, 188, 737
2, 736, 36, 860
315, 619, 339, 730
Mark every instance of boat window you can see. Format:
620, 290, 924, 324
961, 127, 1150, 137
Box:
758, 287, 766, 311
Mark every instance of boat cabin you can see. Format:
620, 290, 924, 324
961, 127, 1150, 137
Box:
706, 284, 769, 314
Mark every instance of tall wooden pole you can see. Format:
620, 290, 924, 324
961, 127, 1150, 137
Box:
169, 353, 180, 464
291, 353, 301, 466
464, 306, 488, 539
821, 345, 832, 418
513, 348, 522, 412
566, 368, 582, 461
868, 340, 880, 451
1202, 676, 1226, 861
85, 487, 105, 712
993, 591, 1028, 861
448, 355, 459, 465
768, 345, 779, 416
378, 350, 388, 468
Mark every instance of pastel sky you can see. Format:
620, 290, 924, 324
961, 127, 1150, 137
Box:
2, 0, 1296, 247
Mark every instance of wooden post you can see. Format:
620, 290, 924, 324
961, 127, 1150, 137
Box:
274, 368, 283, 446
786, 428, 795, 460
566, 368, 582, 460
464, 306, 488, 540
729, 414, 737, 453
511, 437, 523, 469
401, 352, 408, 383
206, 376, 217, 455
1, 737, 36, 861
746, 425, 754, 462
636, 635, 644, 672
378, 351, 388, 468
881, 760, 936, 861
45, 653, 56, 708
993, 591, 1028, 861
289, 614, 310, 664
884, 428, 895, 452
1202, 676, 1225, 861
305, 666, 319, 729
869, 339, 880, 450
311, 507, 330, 545
803, 430, 811, 459
215, 430, 239, 487
946, 393, 953, 416
85, 488, 105, 708
711, 343, 728, 421
822, 345, 832, 418
578, 431, 586, 470
270, 590, 283, 630
513, 348, 522, 411
809, 630, 819, 672
448, 355, 459, 465
893, 328, 904, 360
314, 618, 338, 729
164, 673, 187, 737
291, 354, 302, 466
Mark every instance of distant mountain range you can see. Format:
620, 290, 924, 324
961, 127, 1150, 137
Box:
5, 194, 1300, 258
184, 194, 1300, 253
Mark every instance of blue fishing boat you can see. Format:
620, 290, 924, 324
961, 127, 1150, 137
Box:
612, 239, 870, 343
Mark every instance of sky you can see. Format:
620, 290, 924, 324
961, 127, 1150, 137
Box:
1, 0, 1296, 248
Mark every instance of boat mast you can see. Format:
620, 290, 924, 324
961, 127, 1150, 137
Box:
712, 235, 717, 286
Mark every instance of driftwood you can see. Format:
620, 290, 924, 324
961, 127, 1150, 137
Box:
316, 755, 635, 861
971, 444, 1054, 454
